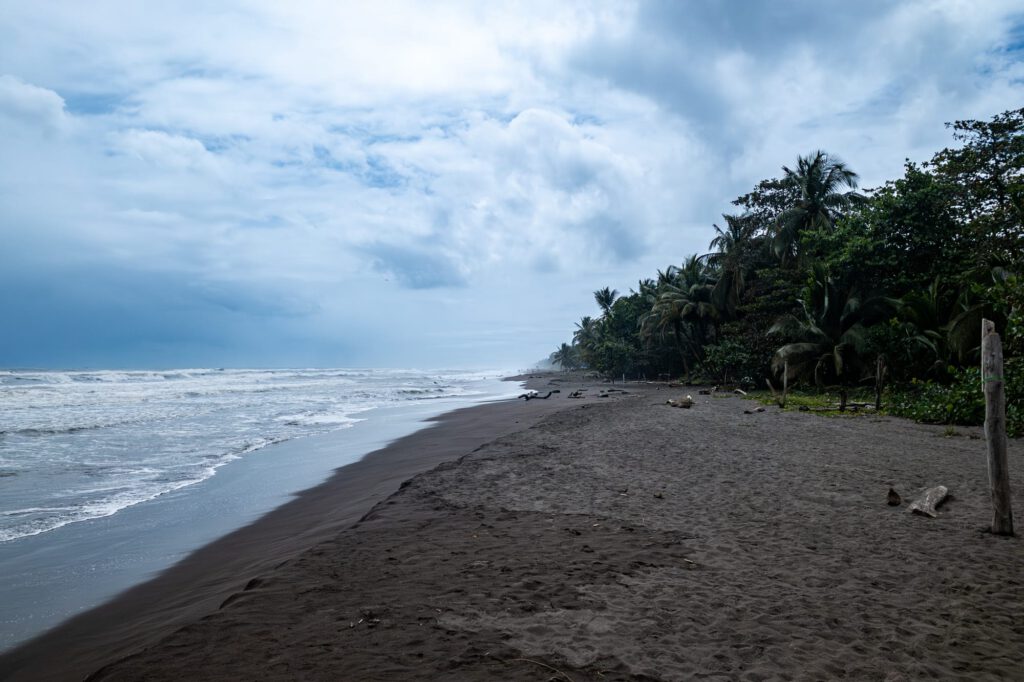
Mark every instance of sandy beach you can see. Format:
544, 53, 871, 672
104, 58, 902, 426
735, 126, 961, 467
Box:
3, 376, 1023, 681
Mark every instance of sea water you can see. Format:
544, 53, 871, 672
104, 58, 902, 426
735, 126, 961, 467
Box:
0, 368, 510, 543
0, 368, 520, 651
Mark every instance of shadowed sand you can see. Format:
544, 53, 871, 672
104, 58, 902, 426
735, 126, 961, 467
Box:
4, 379, 1023, 680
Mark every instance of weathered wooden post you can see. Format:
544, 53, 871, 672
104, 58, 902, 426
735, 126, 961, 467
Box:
875, 355, 885, 411
782, 360, 788, 409
982, 319, 1014, 536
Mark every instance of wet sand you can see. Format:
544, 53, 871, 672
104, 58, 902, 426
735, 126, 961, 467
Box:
4, 379, 1023, 680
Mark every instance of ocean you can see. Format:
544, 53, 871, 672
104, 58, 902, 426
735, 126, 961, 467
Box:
0, 368, 518, 650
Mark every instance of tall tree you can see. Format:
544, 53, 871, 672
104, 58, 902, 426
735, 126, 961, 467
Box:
704, 213, 759, 317
594, 287, 619, 318
928, 107, 1024, 270
549, 342, 580, 371
773, 150, 864, 264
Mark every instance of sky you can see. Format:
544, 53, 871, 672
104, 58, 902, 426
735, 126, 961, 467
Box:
1, 1, 1022, 370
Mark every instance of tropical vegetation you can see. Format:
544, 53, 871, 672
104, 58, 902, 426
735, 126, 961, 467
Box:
550, 108, 1024, 435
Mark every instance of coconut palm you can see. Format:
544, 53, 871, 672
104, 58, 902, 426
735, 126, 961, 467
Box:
572, 316, 601, 370
573, 316, 598, 347
703, 213, 759, 317
639, 257, 720, 379
773, 150, 865, 265
549, 342, 580, 371
640, 288, 698, 379
898, 276, 994, 370
769, 265, 893, 408
594, 287, 619, 318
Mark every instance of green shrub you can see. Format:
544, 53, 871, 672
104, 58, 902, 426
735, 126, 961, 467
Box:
888, 358, 1022, 437
701, 338, 759, 386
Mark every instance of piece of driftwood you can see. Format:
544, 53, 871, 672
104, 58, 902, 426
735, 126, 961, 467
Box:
982, 319, 1014, 535
733, 388, 747, 396
518, 390, 559, 401
743, 406, 766, 414
667, 395, 694, 408
908, 485, 949, 518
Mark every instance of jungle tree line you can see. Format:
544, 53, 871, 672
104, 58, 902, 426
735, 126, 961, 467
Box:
550, 108, 1023, 432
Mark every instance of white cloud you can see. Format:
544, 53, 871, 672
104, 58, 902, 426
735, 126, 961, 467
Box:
117, 129, 216, 170
0, 75, 68, 133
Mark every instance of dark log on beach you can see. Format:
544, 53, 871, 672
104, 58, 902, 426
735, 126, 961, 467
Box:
908, 486, 949, 518
519, 391, 557, 401
982, 319, 1014, 536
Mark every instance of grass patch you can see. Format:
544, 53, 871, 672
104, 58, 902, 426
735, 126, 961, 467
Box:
744, 387, 882, 416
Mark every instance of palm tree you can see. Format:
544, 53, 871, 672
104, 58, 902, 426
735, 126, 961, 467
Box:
773, 150, 865, 265
640, 288, 697, 379
639, 257, 720, 380
594, 287, 619, 318
573, 315, 600, 366
898, 276, 994, 371
549, 342, 580, 371
703, 213, 758, 317
768, 265, 893, 409
895, 277, 949, 374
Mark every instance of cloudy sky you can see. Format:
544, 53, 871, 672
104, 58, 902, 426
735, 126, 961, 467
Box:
1, 1, 1022, 369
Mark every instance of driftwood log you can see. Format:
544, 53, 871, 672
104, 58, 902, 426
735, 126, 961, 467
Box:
908, 486, 949, 518
518, 390, 559, 401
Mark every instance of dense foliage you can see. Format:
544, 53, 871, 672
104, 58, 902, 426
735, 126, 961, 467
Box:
887, 360, 1023, 438
550, 108, 1023, 431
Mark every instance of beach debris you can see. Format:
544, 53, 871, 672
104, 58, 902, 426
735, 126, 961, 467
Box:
743, 406, 766, 414
733, 388, 747, 396
908, 485, 949, 518
698, 386, 717, 395
666, 395, 694, 408
567, 390, 584, 399
887, 488, 902, 506
518, 390, 558, 401
653, 492, 664, 499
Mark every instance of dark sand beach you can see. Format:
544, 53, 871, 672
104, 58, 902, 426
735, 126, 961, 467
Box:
3, 377, 1023, 681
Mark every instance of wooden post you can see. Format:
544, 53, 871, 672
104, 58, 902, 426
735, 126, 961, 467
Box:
782, 361, 788, 409
982, 319, 1014, 536
875, 355, 885, 411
